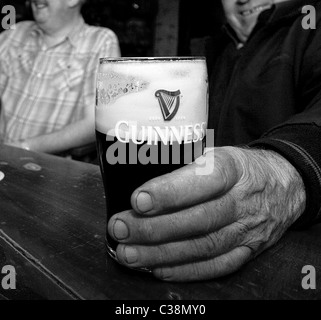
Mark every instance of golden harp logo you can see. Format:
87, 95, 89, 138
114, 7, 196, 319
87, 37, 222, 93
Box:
155, 90, 181, 121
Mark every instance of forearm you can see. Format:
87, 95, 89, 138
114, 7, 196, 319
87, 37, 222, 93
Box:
20, 117, 95, 154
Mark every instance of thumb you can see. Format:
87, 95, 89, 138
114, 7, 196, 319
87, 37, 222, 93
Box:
131, 148, 242, 216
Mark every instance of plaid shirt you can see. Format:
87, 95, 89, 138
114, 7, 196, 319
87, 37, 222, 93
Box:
0, 18, 120, 143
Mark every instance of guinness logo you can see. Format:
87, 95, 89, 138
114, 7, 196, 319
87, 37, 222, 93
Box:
155, 90, 181, 121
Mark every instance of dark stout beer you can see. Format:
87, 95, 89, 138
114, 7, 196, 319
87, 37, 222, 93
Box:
95, 57, 208, 264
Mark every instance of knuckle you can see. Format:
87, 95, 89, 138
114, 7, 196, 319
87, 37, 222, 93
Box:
196, 195, 237, 232
235, 221, 251, 235
155, 245, 172, 264
147, 176, 180, 210
197, 203, 213, 232
202, 233, 223, 257
216, 163, 230, 191
206, 228, 234, 256
240, 221, 272, 252
189, 237, 211, 259
218, 149, 239, 179
206, 232, 221, 251
139, 219, 156, 242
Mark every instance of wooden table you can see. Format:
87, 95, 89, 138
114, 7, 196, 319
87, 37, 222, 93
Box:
0, 144, 320, 300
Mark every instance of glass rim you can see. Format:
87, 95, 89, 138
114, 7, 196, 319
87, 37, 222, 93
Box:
99, 56, 206, 64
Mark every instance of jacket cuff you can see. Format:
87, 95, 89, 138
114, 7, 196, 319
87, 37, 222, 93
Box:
248, 125, 321, 229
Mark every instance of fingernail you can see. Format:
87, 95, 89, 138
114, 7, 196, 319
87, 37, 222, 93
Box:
124, 247, 138, 264
136, 192, 153, 213
113, 220, 129, 240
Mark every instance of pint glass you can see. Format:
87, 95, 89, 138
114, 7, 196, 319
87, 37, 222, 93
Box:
95, 57, 208, 265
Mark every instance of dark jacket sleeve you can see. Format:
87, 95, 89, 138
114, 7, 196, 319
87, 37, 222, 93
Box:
249, 14, 321, 229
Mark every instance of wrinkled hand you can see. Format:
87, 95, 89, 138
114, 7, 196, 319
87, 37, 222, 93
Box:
108, 147, 306, 282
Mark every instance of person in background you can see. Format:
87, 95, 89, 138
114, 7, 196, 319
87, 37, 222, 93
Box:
0, 0, 120, 154
107, 0, 321, 281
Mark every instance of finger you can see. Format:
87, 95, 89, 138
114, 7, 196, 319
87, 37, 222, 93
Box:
115, 222, 249, 268
153, 246, 252, 282
108, 194, 236, 244
130, 148, 240, 216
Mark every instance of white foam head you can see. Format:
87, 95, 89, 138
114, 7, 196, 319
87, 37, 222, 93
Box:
95, 57, 208, 138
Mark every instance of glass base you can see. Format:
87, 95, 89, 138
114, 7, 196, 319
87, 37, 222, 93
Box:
106, 243, 152, 273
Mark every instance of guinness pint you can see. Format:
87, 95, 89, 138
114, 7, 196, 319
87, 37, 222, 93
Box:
95, 57, 208, 266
